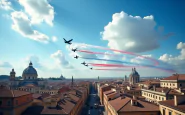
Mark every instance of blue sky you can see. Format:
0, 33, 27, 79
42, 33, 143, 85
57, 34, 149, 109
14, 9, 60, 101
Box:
0, 0, 185, 78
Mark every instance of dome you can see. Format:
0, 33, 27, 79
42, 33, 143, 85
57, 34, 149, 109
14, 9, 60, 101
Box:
130, 68, 139, 76
23, 62, 38, 75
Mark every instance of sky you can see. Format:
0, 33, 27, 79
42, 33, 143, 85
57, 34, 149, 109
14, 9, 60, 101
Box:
0, 0, 185, 78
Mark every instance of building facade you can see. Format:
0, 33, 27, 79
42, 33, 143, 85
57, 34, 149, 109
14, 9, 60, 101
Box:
129, 68, 140, 85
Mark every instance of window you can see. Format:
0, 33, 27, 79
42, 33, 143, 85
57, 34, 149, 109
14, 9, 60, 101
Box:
180, 84, 182, 87
162, 97, 164, 101
169, 111, 172, 115
163, 109, 165, 115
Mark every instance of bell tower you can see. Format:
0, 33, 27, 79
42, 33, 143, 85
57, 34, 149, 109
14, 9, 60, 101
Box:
10, 69, 16, 80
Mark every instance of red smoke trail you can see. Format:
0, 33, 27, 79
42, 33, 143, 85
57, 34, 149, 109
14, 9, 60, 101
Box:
79, 44, 159, 66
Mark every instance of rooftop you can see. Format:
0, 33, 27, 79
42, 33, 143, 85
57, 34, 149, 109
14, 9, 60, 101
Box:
159, 100, 185, 113
161, 74, 185, 81
0, 88, 31, 98
109, 96, 159, 112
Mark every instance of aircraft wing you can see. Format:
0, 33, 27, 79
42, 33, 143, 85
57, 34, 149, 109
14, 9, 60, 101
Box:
63, 38, 67, 42
68, 39, 73, 42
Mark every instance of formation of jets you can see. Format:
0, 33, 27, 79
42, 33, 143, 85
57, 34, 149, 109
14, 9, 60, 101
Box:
64, 38, 93, 70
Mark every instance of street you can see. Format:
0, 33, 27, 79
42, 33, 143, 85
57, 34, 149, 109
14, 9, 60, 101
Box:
81, 84, 104, 115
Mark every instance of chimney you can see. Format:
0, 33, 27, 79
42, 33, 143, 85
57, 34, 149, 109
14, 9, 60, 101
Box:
133, 95, 136, 100
174, 95, 185, 106
153, 85, 156, 91
131, 97, 137, 106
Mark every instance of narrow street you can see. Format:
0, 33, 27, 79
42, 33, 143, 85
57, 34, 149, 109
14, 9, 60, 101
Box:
81, 84, 103, 115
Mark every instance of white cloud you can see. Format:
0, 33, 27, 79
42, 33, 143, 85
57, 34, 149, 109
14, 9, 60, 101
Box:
159, 42, 185, 73
131, 54, 153, 63
52, 36, 58, 42
0, 61, 12, 68
0, 0, 13, 10
25, 55, 42, 68
177, 42, 185, 49
11, 11, 49, 43
18, 0, 54, 26
101, 11, 170, 53
51, 50, 73, 69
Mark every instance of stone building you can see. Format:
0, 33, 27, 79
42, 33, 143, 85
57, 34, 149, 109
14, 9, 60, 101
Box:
129, 68, 140, 85
0, 86, 33, 115
9, 62, 47, 93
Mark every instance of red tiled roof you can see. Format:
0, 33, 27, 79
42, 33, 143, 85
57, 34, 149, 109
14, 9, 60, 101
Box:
104, 90, 115, 95
168, 89, 183, 95
159, 100, 185, 113
0, 88, 31, 98
109, 97, 130, 111
59, 99, 75, 114
32, 93, 42, 99
161, 74, 185, 80
68, 93, 80, 102
109, 96, 159, 112
120, 99, 159, 112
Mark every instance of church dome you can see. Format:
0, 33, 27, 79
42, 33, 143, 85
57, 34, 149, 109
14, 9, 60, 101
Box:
23, 62, 38, 75
22, 62, 38, 80
130, 68, 139, 76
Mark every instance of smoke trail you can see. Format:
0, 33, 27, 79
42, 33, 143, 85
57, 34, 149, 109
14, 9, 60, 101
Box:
94, 69, 131, 71
88, 63, 175, 73
78, 50, 118, 56
80, 57, 136, 65
74, 43, 159, 66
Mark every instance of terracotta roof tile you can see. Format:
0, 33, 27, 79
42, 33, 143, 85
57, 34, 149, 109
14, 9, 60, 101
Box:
109, 96, 159, 112
58, 99, 75, 114
159, 100, 185, 113
161, 74, 185, 80
32, 93, 42, 99
120, 99, 159, 112
0, 88, 31, 98
109, 97, 130, 111
104, 90, 115, 95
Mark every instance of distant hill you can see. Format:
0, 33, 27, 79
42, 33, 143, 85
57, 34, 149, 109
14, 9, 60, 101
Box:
0, 75, 9, 80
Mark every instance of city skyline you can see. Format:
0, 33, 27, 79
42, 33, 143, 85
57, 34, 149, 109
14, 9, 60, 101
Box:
0, 0, 185, 78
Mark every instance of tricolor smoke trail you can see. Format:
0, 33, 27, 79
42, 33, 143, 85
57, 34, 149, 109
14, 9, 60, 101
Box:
77, 50, 118, 56
79, 56, 175, 72
74, 43, 159, 66
94, 69, 131, 71
80, 57, 136, 65
87, 63, 175, 73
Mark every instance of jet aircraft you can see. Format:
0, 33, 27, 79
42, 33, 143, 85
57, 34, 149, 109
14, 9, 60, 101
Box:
63, 38, 73, 45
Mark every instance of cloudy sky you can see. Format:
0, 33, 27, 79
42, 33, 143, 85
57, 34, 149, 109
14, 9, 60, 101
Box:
0, 0, 185, 78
